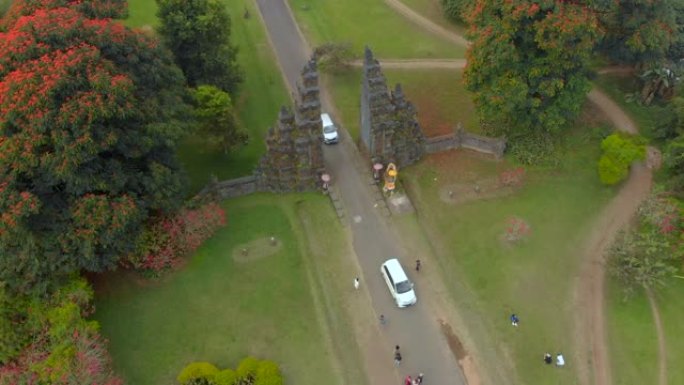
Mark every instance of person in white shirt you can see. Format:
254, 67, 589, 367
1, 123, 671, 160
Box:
556, 353, 565, 367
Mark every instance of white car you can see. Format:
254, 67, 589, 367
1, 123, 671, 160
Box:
320, 113, 339, 144
381, 258, 417, 308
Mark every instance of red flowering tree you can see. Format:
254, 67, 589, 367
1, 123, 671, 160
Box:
464, 0, 601, 160
127, 202, 227, 273
0, 0, 190, 294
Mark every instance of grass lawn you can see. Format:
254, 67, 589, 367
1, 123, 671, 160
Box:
606, 281, 658, 385
658, 278, 684, 385
288, 0, 465, 59
400, 123, 616, 384
593, 74, 659, 139
94, 194, 366, 385
126, 0, 289, 193
399, 0, 467, 36
325, 68, 476, 142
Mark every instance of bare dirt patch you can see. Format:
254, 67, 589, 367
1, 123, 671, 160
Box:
232, 237, 282, 263
440, 317, 483, 385
438, 177, 518, 205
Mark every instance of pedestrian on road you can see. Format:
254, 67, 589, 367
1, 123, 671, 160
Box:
379, 314, 386, 325
415, 373, 424, 384
510, 313, 519, 327
404, 375, 412, 385
394, 351, 402, 366
544, 353, 552, 365
415, 259, 421, 272
354, 277, 360, 290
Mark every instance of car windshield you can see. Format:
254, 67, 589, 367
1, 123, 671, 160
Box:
323, 125, 336, 134
396, 280, 412, 294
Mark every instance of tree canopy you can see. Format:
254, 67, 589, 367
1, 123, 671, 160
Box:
156, 0, 243, 94
463, 0, 602, 145
0, 0, 189, 294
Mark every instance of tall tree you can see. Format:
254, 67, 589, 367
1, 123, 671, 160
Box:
596, 0, 681, 67
463, 0, 601, 150
157, 0, 243, 94
192, 85, 247, 154
0, 0, 189, 294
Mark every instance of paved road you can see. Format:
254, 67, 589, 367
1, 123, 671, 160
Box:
255, 1, 467, 384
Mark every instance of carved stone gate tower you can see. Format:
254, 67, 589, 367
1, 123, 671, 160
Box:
360, 47, 424, 167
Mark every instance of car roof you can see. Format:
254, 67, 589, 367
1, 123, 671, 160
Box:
382, 258, 408, 282
320, 113, 333, 126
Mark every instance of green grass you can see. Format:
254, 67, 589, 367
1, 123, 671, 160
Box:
325, 68, 476, 142
606, 281, 658, 385
124, 0, 158, 28
126, 0, 289, 193
593, 74, 659, 138
288, 0, 465, 58
94, 194, 364, 385
401, 127, 616, 384
399, 0, 467, 35
658, 278, 684, 385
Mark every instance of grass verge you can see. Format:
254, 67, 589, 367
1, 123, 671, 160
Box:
606, 281, 658, 385
288, 0, 464, 58
127, 0, 289, 193
400, 125, 615, 384
325, 68, 476, 142
94, 194, 363, 385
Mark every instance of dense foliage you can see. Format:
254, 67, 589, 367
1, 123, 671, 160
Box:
157, 0, 243, 94
609, 192, 683, 298
441, 0, 471, 22
463, 0, 601, 160
0, 0, 190, 294
0, 278, 122, 384
126, 202, 226, 272
192, 85, 247, 154
597, 133, 646, 185
178, 357, 283, 385
596, 0, 683, 67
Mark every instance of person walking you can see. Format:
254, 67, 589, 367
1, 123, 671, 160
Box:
510, 313, 519, 327
379, 314, 386, 325
354, 277, 360, 290
415, 373, 424, 384
404, 375, 412, 385
415, 259, 421, 272
394, 345, 402, 366
544, 353, 552, 365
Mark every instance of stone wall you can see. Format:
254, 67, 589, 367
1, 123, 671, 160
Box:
425, 124, 506, 158
360, 47, 424, 167
197, 175, 260, 201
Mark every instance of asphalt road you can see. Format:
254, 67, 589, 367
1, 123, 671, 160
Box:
255, 1, 467, 383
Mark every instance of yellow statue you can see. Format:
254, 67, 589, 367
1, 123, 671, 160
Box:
383, 163, 398, 193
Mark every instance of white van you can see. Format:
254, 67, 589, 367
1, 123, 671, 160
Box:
381, 258, 417, 308
320, 113, 339, 144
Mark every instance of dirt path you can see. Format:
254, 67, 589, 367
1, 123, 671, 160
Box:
646, 287, 668, 385
382, 0, 469, 47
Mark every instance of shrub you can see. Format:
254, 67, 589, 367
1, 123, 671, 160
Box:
127, 202, 227, 272
0, 278, 122, 384
214, 369, 237, 385
313, 42, 354, 73
177, 362, 220, 385
236, 356, 260, 381
255, 360, 283, 385
597, 133, 646, 185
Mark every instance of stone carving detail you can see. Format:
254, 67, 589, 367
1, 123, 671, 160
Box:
360, 47, 425, 167
256, 59, 325, 192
